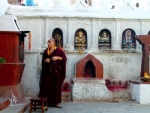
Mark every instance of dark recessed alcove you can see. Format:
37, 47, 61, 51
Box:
84, 60, 95, 78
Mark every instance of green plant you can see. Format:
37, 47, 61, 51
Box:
0, 57, 6, 64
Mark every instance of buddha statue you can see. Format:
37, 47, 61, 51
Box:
144, 72, 150, 79
75, 31, 86, 44
75, 31, 86, 54
84, 68, 92, 78
98, 31, 110, 49
124, 30, 132, 43
99, 31, 109, 43
122, 29, 135, 49
54, 34, 63, 49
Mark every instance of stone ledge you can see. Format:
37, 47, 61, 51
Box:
1, 99, 30, 113
129, 80, 150, 84
72, 78, 105, 83
9, 5, 150, 19
25, 48, 142, 54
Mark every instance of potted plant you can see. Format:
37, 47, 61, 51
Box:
0, 57, 6, 64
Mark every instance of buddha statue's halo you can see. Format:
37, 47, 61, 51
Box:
102, 32, 107, 35
79, 31, 83, 35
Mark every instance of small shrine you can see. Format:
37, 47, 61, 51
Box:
72, 54, 112, 101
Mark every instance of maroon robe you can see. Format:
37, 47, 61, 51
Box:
39, 48, 67, 105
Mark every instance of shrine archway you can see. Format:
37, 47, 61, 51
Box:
76, 54, 103, 78
122, 28, 136, 50
74, 29, 87, 53
84, 60, 95, 78
98, 29, 111, 50
52, 28, 63, 49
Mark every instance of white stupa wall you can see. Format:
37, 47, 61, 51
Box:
0, 0, 9, 17
16, 16, 150, 96
2, 0, 150, 97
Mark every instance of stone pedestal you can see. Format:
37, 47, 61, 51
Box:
72, 78, 112, 102
130, 80, 150, 104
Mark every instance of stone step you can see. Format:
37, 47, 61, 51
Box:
0, 99, 10, 111
0, 100, 30, 113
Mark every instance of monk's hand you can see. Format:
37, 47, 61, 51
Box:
52, 56, 58, 61
44, 58, 50, 63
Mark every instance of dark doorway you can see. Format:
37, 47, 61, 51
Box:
84, 60, 95, 78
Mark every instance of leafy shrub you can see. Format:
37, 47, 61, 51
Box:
0, 57, 6, 64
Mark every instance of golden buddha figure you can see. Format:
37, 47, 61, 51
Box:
144, 72, 150, 79
75, 31, 86, 44
75, 31, 86, 54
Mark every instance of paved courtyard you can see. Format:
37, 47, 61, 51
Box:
25, 101, 150, 113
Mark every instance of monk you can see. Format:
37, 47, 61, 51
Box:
39, 38, 67, 108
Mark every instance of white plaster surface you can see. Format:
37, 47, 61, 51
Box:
0, 0, 9, 17
130, 83, 150, 104
21, 54, 41, 97
0, 0, 150, 98
0, 15, 20, 31
16, 15, 147, 96
72, 78, 112, 101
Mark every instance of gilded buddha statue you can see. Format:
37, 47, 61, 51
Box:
75, 31, 86, 54
144, 72, 150, 79
75, 31, 86, 44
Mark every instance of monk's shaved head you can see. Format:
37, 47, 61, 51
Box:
47, 38, 55, 42
47, 37, 55, 48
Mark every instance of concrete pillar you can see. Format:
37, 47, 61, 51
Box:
112, 19, 122, 50
65, 19, 74, 50
42, 18, 49, 48
90, 19, 99, 52
136, 20, 142, 52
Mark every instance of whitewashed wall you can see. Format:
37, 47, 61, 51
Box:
15, 16, 150, 96
4, 0, 147, 96
0, 0, 9, 17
